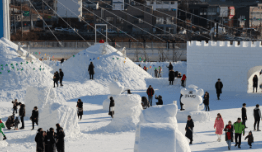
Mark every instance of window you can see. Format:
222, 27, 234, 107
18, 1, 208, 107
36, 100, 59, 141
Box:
156, 17, 164, 24
171, 2, 174, 4
96, 18, 101, 22
106, 17, 114, 24
146, 8, 151, 12
166, 17, 172, 24
134, 16, 144, 24
116, 17, 124, 24
163, 1, 169, 4
200, 8, 207, 15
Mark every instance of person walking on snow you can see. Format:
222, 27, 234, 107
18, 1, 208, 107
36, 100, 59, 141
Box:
253, 75, 258, 93
59, 69, 64, 86
88, 62, 95, 80
181, 74, 187, 87
109, 97, 115, 118
253, 104, 261, 131
0, 118, 7, 140
214, 113, 224, 142
185, 115, 194, 144
245, 131, 254, 148
242, 103, 247, 128
168, 70, 175, 85
76, 99, 83, 120
158, 66, 162, 77
12, 99, 18, 114
146, 85, 155, 107
53, 71, 59, 88
233, 118, 245, 148
19, 103, 25, 129
215, 79, 223, 100
224, 121, 234, 150
203, 92, 210, 111
31, 106, 39, 130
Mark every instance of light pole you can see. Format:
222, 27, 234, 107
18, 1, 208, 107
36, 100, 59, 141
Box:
221, 10, 228, 32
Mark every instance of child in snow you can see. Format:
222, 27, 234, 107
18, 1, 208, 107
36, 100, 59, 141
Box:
245, 131, 254, 148
14, 117, 20, 130
0, 118, 7, 140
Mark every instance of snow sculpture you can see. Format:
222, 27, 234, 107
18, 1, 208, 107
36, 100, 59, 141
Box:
24, 87, 80, 136
180, 85, 204, 111
177, 84, 210, 122
103, 81, 124, 110
121, 47, 126, 58
134, 104, 191, 152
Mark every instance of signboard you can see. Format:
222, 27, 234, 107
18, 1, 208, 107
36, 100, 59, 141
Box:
112, 0, 124, 10
23, 11, 30, 16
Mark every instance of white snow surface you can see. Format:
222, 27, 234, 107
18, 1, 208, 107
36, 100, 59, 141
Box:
1, 40, 262, 152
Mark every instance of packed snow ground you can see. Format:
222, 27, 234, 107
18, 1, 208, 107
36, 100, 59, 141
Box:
1, 41, 262, 151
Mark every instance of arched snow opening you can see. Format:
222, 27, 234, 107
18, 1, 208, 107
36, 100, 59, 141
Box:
247, 66, 262, 93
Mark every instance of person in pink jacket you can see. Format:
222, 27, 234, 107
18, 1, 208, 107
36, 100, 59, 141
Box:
214, 113, 224, 142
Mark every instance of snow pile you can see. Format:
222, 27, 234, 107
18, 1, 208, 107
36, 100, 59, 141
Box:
134, 103, 191, 152
24, 87, 80, 137
0, 38, 52, 102
59, 44, 152, 90
177, 85, 210, 122
105, 94, 142, 131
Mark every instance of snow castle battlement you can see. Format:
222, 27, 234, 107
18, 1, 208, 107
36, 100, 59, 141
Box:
188, 41, 262, 48
187, 41, 262, 92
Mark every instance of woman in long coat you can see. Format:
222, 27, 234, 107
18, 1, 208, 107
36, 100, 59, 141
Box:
214, 113, 224, 142
88, 62, 95, 80
109, 97, 115, 118
253, 75, 258, 93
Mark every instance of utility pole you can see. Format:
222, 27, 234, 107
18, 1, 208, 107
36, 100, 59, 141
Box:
21, 0, 23, 40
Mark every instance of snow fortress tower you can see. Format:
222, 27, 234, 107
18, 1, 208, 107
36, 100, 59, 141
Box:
0, 0, 10, 39
134, 104, 191, 152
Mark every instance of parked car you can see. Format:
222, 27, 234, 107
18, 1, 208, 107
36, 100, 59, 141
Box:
55, 27, 64, 31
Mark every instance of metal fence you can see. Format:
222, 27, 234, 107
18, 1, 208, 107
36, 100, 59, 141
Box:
13, 41, 187, 50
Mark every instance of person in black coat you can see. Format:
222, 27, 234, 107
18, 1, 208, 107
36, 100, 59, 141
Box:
155, 95, 163, 105
31, 106, 39, 130
169, 70, 175, 85
5, 115, 15, 130
46, 128, 56, 152
146, 85, 155, 107
56, 124, 65, 152
215, 79, 223, 100
19, 103, 25, 129
185, 115, 194, 144
180, 94, 184, 111
242, 103, 247, 128
127, 89, 132, 94
76, 99, 83, 120
36, 129, 45, 152
253, 104, 261, 131
203, 92, 210, 111
12, 99, 19, 114
253, 75, 258, 93
59, 69, 64, 87
109, 97, 115, 118
167, 62, 173, 71
88, 62, 95, 80
53, 71, 60, 88
60, 58, 65, 64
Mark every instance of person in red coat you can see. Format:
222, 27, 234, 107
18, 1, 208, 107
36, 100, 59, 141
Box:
214, 113, 224, 142
146, 85, 155, 107
181, 74, 187, 87
224, 121, 234, 150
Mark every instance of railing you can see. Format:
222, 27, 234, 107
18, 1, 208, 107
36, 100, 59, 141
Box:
13, 41, 187, 50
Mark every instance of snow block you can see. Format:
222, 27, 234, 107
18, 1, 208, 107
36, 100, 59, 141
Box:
109, 81, 124, 95
177, 85, 210, 122
134, 104, 191, 152
24, 87, 80, 136
106, 94, 142, 131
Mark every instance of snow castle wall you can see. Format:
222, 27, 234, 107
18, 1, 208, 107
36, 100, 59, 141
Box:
187, 41, 262, 92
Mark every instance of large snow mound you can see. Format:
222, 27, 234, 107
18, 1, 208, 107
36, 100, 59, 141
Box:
134, 104, 191, 152
59, 44, 152, 90
24, 87, 80, 137
0, 38, 52, 102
